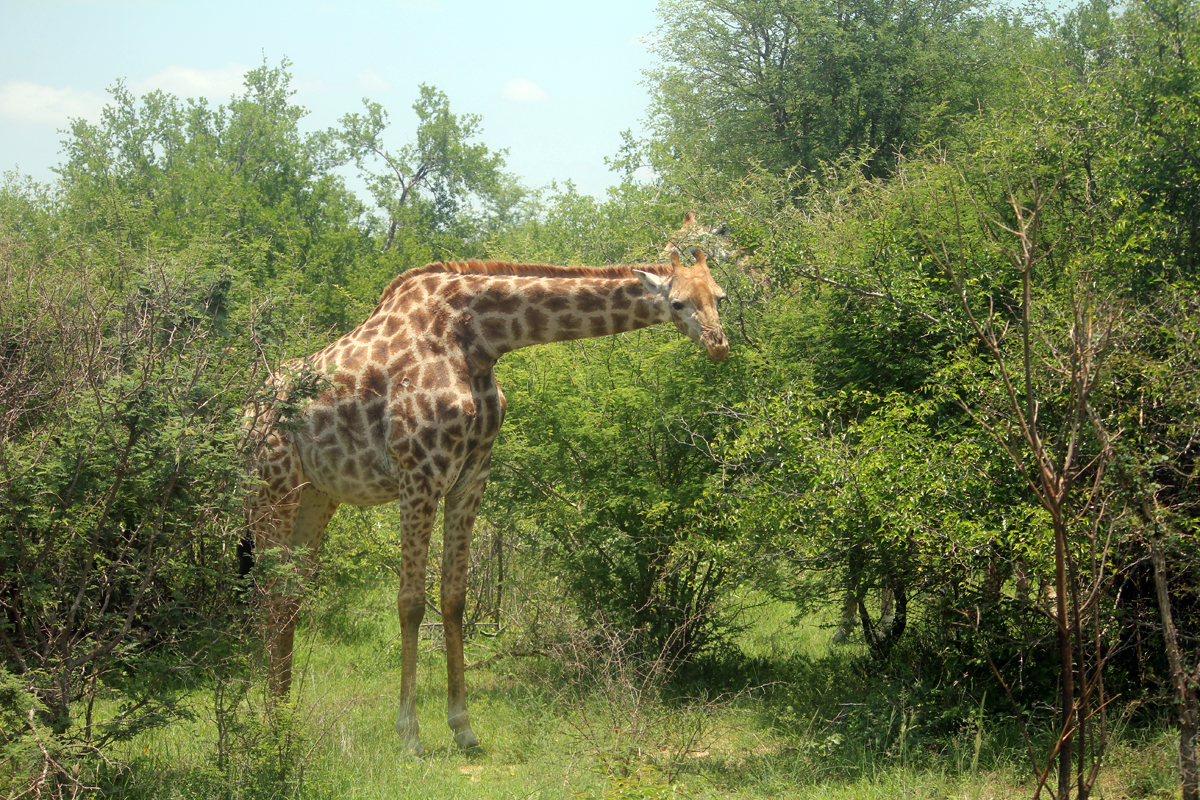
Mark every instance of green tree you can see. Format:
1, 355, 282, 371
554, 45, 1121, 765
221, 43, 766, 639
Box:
335, 84, 516, 255
0, 214, 277, 792
55, 59, 375, 330
646, 0, 1013, 182
488, 329, 752, 663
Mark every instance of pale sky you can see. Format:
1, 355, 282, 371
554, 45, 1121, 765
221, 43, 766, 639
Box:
0, 0, 664, 199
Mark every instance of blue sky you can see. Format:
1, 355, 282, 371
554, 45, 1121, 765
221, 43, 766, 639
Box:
0, 0, 664, 199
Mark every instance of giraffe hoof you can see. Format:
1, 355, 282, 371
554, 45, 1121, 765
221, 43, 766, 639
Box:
396, 721, 424, 755
455, 729, 481, 752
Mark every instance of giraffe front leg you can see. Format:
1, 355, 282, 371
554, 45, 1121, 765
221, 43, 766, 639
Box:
395, 503, 435, 754
442, 480, 485, 751
441, 586, 479, 751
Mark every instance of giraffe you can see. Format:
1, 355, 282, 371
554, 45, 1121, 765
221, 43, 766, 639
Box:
245, 249, 728, 753
659, 211, 742, 266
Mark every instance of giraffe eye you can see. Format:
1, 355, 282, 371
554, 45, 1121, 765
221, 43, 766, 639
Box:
671, 300, 685, 311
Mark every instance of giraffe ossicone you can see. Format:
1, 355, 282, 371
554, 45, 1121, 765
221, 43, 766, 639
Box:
245, 248, 729, 754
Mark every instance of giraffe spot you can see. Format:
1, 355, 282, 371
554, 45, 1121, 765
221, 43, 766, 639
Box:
610, 291, 633, 311
419, 425, 439, 451
440, 282, 466, 307
383, 316, 402, 338
574, 287, 606, 312
422, 362, 451, 390
410, 308, 430, 331
415, 393, 434, 421
337, 403, 364, 430
428, 311, 448, 339
393, 412, 417, 438
371, 340, 392, 363
525, 306, 548, 339
481, 317, 506, 341
362, 365, 387, 398
590, 315, 608, 336
624, 283, 643, 300
432, 454, 450, 474
474, 292, 522, 316
510, 318, 524, 341
612, 313, 629, 330
559, 313, 581, 331
525, 286, 551, 306
365, 398, 387, 426
436, 395, 463, 424
633, 302, 651, 321
312, 410, 334, 433
418, 338, 447, 359
388, 350, 417, 378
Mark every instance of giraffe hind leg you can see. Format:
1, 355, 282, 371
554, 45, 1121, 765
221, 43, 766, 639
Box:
255, 485, 339, 697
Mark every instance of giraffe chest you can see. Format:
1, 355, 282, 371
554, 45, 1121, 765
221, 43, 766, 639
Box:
386, 378, 505, 499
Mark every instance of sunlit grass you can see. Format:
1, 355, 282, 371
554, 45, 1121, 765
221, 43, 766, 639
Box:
105, 577, 1177, 799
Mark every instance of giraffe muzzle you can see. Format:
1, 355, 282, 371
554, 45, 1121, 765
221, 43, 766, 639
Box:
702, 326, 729, 361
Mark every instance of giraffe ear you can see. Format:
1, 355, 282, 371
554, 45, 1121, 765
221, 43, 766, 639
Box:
632, 269, 669, 296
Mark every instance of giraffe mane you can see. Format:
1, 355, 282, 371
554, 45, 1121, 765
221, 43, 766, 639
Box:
377, 259, 672, 305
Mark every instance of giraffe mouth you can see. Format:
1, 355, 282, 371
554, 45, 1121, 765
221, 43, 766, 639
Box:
701, 326, 729, 361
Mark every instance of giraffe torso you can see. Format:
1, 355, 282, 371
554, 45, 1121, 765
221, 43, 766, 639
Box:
269, 271, 509, 510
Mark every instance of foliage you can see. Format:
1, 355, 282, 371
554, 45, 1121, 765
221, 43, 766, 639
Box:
645, 0, 1022, 183
335, 83, 521, 259
0, 227, 272, 795
488, 330, 754, 663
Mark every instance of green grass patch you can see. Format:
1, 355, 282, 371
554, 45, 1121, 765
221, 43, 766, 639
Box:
85, 579, 1177, 799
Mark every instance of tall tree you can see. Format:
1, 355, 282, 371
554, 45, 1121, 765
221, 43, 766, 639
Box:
335, 84, 513, 253
646, 0, 1006, 181
54, 59, 374, 329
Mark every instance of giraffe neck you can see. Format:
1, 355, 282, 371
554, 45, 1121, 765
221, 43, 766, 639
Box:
465, 268, 671, 356
371, 263, 667, 360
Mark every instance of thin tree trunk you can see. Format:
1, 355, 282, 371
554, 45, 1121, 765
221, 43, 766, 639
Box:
383, 217, 398, 252
1054, 514, 1075, 800
1148, 531, 1200, 800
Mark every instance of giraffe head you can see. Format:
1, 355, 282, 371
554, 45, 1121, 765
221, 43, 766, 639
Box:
659, 211, 742, 266
634, 248, 730, 361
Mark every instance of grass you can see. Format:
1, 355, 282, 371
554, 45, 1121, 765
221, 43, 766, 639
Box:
92, 579, 1180, 799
